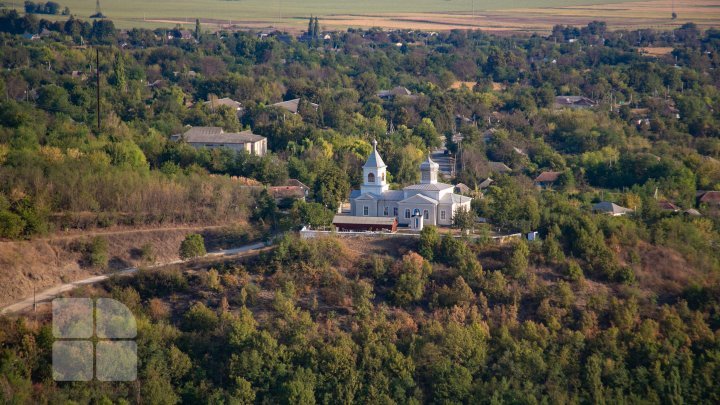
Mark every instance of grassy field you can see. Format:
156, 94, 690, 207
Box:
7, 0, 720, 32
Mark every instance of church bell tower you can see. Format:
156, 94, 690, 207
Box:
361, 139, 389, 195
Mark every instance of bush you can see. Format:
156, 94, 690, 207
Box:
566, 261, 584, 282
140, 243, 155, 262
88, 236, 109, 269
0, 210, 26, 239
180, 234, 206, 260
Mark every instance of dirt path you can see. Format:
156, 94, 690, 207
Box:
0, 241, 268, 316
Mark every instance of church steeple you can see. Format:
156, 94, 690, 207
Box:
420, 155, 439, 184
361, 139, 389, 195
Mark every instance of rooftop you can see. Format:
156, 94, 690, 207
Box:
272, 98, 319, 114
403, 183, 454, 192
178, 127, 265, 144
592, 202, 634, 215
535, 171, 562, 183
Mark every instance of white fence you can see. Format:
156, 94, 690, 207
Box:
299, 227, 522, 243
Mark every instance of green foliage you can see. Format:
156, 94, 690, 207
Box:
179, 233, 206, 260
0, 210, 25, 239
452, 206, 475, 233
88, 236, 109, 269
182, 302, 219, 332
392, 252, 431, 306
418, 225, 439, 261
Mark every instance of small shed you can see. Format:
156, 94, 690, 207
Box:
332, 215, 398, 233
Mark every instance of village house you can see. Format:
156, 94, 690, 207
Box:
171, 126, 267, 156
272, 98, 319, 115
202, 97, 243, 115
342, 140, 472, 231
697, 191, 720, 206
554, 96, 597, 109
534, 171, 563, 189
488, 161, 512, 174
377, 86, 412, 100
592, 202, 634, 216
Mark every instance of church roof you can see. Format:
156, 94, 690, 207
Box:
404, 183, 454, 192
363, 139, 387, 169
353, 190, 404, 201
399, 194, 438, 205
440, 193, 473, 204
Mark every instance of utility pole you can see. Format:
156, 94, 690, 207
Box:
96, 48, 101, 131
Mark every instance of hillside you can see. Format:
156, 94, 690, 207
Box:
2, 234, 718, 403
0, 224, 258, 307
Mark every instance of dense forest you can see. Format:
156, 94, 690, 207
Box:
0, 8, 719, 403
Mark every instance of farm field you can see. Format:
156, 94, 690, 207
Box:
10, 0, 720, 32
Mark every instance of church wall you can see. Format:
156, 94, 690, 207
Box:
397, 201, 437, 226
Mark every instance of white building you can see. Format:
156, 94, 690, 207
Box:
349, 140, 472, 228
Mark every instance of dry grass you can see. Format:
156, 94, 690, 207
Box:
0, 224, 253, 307
639, 47, 675, 56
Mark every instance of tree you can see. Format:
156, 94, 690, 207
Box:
180, 234, 206, 260
314, 163, 349, 212
453, 206, 475, 233
195, 18, 201, 40
419, 225, 440, 261
307, 15, 314, 37
291, 201, 334, 228
506, 240, 529, 278
313, 16, 320, 38
392, 252, 431, 306
88, 236, 109, 269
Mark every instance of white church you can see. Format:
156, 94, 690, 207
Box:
348, 140, 472, 230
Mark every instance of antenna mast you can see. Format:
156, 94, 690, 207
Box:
96, 0, 102, 16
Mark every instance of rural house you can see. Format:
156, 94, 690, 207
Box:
171, 126, 267, 156
592, 202, 634, 216
554, 96, 597, 109
534, 171, 563, 189
272, 98, 319, 115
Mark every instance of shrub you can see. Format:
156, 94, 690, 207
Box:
0, 210, 26, 239
180, 233, 206, 260
140, 243, 155, 262
566, 261, 584, 282
88, 236, 109, 269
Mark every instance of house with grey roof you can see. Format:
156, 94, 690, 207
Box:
554, 96, 597, 109
377, 86, 412, 99
592, 202, 634, 216
202, 97, 243, 115
171, 126, 267, 156
347, 140, 472, 230
272, 98, 319, 115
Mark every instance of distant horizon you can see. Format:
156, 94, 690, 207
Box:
8, 0, 716, 33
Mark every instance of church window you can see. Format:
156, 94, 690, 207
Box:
384, 207, 389, 216
381, 172, 385, 181
405, 209, 411, 218
423, 210, 429, 220
393, 207, 398, 216
363, 206, 369, 216
368, 173, 375, 183
413, 209, 421, 216
441, 210, 446, 220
